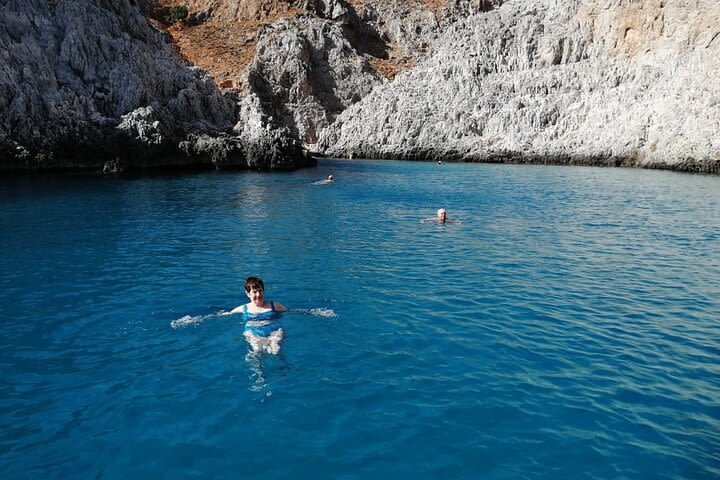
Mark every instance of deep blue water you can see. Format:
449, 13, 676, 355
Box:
1, 160, 719, 479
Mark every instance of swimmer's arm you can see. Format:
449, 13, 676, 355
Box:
274, 302, 288, 312
172, 305, 245, 328
218, 305, 244, 316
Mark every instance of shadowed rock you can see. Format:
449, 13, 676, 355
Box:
0, 0, 312, 172
245, 15, 385, 144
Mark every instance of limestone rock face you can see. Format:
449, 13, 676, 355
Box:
351, 0, 503, 60
4, 0, 717, 173
246, 15, 386, 144
234, 92, 311, 169
0, 0, 311, 171
314, 0, 351, 20
240, 1, 497, 146
318, 0, 720, 173
349, 0, 440, 59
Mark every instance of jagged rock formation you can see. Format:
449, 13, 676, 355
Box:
145, 0, 489, 146
0, 0, 312, 172
352, 0, 504, 62
317, 0, 720, 173
233, 0, 494, 145
3, 0, 718, 173
246, 15, 385, 143
1, 0, 489, 172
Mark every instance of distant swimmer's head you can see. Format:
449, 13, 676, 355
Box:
327, 175, 334, 181
437, 209, 447, 222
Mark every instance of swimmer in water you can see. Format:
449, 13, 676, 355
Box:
221, 277, 288, 355
314, 174, 334, 185
421, 208, 462, 224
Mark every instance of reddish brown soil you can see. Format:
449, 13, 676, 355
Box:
150, 1, 440, 88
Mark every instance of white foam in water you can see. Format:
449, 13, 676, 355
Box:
171, 314, 206, 328
172, 308, 336, 328
295, 308, 337, 318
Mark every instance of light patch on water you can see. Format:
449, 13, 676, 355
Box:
170, 313, 218, 328
293, 308, 337, 318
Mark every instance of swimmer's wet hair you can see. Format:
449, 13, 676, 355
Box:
244, 276, 264, 292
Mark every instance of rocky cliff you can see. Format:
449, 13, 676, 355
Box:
2, 0, 718, 173
317, 0, 720, 173
154, 0, 479, 146
0, 0, 312, 172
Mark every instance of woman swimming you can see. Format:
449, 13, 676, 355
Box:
223, 277, 288, 354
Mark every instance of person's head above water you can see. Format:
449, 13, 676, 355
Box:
327, 175, 334, 181
244, 276, 265, 305
244, 276, 264, 293
422, 208, 459, 224
245, 277, 265, 307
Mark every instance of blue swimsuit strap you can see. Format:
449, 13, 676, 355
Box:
270, 301, 275, 312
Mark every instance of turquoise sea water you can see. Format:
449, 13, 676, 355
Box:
1, 159, 719, 479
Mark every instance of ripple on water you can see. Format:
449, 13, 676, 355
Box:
0, 162, 719, 479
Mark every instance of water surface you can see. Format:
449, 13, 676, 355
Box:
1, 160, 719, 479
